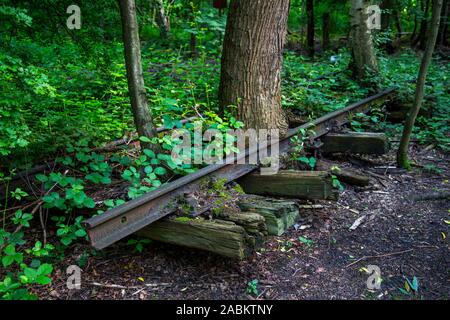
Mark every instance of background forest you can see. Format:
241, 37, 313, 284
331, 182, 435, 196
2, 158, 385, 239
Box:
0, 0, 448, 300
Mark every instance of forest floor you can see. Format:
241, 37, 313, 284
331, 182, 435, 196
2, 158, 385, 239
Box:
40, 142, 449, 300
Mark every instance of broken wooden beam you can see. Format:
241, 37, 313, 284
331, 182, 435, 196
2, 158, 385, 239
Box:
316, 160, 370, 187
331, 168, 370, 187
237, 196, 300, 236
320, 132, 389, 155
138, 216, 261, 260
237, 170, 338, 201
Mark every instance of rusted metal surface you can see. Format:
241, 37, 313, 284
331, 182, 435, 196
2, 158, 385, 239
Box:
84, 88, 396, 249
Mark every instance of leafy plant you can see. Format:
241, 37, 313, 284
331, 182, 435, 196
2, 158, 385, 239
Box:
331, 175, 344, 191
0, 207, 55, 300
290, 127, 317, 170
399, 276, 419, 296
52, 216, 87, 246
127, 238, 152, 253
246, 279, 259, 296
298, 236, 314, 247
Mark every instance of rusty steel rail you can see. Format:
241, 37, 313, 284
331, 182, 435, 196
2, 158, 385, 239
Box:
84, 88, 397, 249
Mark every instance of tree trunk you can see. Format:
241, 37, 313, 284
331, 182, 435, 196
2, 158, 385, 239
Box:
306, 0, 315, 57
393, 7, 403, 38
189, 0, 199, 58
381, 0, 401, 52
349, 0, 379, 80
119, 0, 159, 151
411, 0, 419, 43
437, 0, 449, 45
218, 0, 289, 135
152, 0, 170, 38
322, 12, 330, 50
414, 0, 431, 49
381, 0, 393, 31
397, 0, 443, 169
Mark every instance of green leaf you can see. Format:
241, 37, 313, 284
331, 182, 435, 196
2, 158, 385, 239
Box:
56, 228, 67, 236
143, 149, 156, 159
35, 275, 51, 285
24, 268, 37, 279
298, 236, 314, 247
2, 255, 15, 267
104, 199, 115, 208
139, 136, 152, 143
35, 174, 48, 183
83, 197, 96, 208
154, 167, 167, 176
37, 263, 53, 275
4, 244, 16, 255
60, 237, 73, 246
144, 166, 153, 174
75, 229, 87, 237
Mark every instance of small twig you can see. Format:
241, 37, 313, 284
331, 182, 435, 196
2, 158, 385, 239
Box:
193, 104, 205, 120
39, 206, 47, 245
91, 282, 137, 290
132, 288, 146, 296
297, 204, 323, 209
345, 249, 414, 268
257, 287, 269, 299
91, 282, 172, 290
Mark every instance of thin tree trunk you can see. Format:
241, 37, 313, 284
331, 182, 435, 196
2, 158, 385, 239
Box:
397, 0, 443, 169
381, 0, 393, 31
411, 0, 419, 43
349, 0, 379, 80
438, 0, 449, 45
322, 12, 330, 50
119, 0, 159, 151
190, 0, 199, 58
152, 0, 170, 38
219, 0, 290, 135
393, 8, 403, 38
414, 0, 431, 49
306, 0, 315, 57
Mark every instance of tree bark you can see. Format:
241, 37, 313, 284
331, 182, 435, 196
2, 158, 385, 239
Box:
218, 0, 290, 135
380, 0, 393, 31
189, 0, 200, 58
306, 0, 315, 57
119, 0, 159, 151
414, 0, 431, 49
393, 7, 403, 38
349, 0, 379, 80
411, 0, 419, 43
322, 12, 330, 50
151, 0, 170, 38
397, 0, 443, 169
437, 0, 449, 45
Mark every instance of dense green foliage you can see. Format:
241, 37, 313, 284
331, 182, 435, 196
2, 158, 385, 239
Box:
0, 0, 448, 300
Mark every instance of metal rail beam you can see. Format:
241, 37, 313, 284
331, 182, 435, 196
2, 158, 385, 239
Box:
84, 88, 396, 249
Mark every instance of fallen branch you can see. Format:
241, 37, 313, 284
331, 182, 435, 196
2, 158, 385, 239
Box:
91, 282, 172, 290
345, 249, 414, 268
91, 282, 137, 290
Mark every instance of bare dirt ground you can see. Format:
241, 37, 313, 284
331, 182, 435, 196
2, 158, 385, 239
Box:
44, 143, 449, 300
